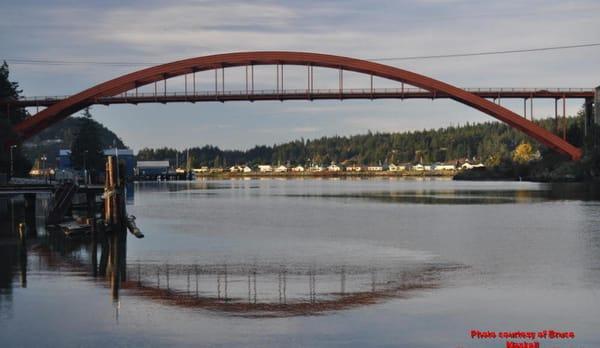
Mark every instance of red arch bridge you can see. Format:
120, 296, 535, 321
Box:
4, 51, 598, 160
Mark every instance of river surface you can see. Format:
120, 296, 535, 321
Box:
1, 178, 599, 347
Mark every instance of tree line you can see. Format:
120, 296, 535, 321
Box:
137, 115, 585, 168
0, 61, 31, 177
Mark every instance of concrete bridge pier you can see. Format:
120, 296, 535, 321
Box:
595, 86, 600, 126
584, 98, 594, 141
590, 86, 600, 147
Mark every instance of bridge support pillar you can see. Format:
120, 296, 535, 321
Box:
591, 86, 600, 148
595, 86, 600, 126
584, 98, 593, 135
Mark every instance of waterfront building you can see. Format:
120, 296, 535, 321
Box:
135, 160, 170, 177
432, 163, 456, 171
275, 165, 289, 173
327, 163, 342, 172
388, 164, 406, 172
308, 165, 324, 172
193, 166, 209, 173
242, 166, 252, 173
56, 148, 135, 178
346, 165, 363, 172
104, 148, 135, 178
367, 165, 384, 172
258, 165, 273, 172
57, 149, 72, 170
292, 165, 305, 172
461, 162, 486, 170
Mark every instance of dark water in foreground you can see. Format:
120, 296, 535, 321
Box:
1, 178, 599, 347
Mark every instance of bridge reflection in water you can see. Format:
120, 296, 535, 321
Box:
0, 194, 463, 318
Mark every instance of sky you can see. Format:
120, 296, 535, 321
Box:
2, 0, 599, 152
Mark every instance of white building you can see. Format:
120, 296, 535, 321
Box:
308, 165, 324, 172
433, 163, 456, 171
242, 166, 252, 173
275, 165, 288, 173
193, 166, 209, 173
327, 164, 342, 172
367, 165, 383, 172
461, 162, 485, 170
346, 165, 363, 172
388, 164, 407, 172
292, 165, 305, 172
258, 165, 273, 173
229, 165, 242, 173
413, 164, 425, 171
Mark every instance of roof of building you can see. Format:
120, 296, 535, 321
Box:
104, 148, 134, 156
137, 160, 170, 168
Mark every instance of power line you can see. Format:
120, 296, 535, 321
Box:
2, 58, 156, 67
370, 43, 600, 61
3, 42, 600, 67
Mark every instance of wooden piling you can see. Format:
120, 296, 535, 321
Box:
87, 191, 98, 276
104, 156, 128, 299
18, 222, 27, 288
98, 223, 108, 277
23, 193, 36, 235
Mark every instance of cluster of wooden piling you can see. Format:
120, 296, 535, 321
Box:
102, 156, 128, 299
4, 156, 142, 300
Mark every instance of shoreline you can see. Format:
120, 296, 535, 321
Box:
190, 170, 457, 179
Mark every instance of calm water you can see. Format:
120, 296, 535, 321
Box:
1, 178, 599, 347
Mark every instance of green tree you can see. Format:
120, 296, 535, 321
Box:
0, 61, 31, 177
70, 108, 105, 178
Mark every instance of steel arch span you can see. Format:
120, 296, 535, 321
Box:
12, 51, 582, 160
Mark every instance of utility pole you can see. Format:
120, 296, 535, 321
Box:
84, 150, 88, 185
186, 149, 190, 171
10, 144, 17, 179
594, 86, 600, 148
41, 154, 47, 183
595, 86, 600, 126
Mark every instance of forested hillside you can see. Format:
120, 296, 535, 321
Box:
138, 115, 584, 167
22, 115, 126, 167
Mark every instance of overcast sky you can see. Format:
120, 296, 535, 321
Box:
2, 0, 599, 151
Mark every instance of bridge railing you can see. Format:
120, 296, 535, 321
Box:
109, 87, 595, 98
18, 95, 71, 101
16, 87, 594, 102
110, 87, 432, 98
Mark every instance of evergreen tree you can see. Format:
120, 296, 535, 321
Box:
0, 61, 31, 177
70, 108, 105, 178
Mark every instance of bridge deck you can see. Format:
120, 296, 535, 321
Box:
5, 88, 594, 108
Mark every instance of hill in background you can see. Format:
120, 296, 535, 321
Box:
138, 116, 584, 167
22, 116, 126, 167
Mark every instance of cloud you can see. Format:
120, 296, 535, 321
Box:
2, 0, 599, 150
